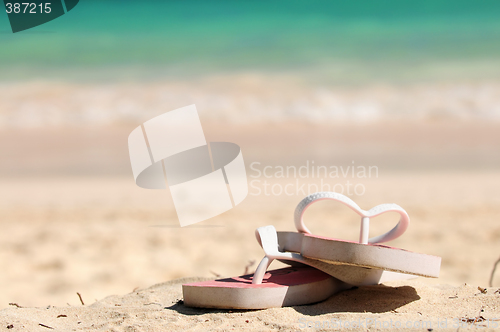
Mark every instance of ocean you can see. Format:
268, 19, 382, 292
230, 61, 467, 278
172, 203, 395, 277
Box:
1, 0, 500, 74
1, 0, 500, 125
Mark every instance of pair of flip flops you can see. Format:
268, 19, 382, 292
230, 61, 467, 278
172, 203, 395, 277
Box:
183, 192, 441, 309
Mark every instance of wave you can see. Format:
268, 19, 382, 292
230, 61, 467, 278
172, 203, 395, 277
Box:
1, 79, 500, 128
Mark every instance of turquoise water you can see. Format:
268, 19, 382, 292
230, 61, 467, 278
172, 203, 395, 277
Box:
1, 0, 500, 73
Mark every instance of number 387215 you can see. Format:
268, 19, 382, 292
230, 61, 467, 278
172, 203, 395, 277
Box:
5, 3, 52, 14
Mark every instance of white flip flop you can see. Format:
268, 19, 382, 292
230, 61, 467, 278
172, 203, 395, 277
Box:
276, 192, 441, 285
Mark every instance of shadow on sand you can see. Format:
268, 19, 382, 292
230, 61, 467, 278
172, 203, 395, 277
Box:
165, 284, 420, 316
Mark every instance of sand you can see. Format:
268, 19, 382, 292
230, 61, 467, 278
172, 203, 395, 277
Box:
1, 116, 500, 329
1, 279, 500, 331
1, 172, 500, 330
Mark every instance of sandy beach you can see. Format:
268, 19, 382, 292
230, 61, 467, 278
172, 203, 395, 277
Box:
0, 65, 500, 330
1, 118, 500, 330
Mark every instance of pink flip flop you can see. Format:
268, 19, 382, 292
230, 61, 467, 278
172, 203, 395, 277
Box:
183, 266, 346, 309
183, 225, 351, 309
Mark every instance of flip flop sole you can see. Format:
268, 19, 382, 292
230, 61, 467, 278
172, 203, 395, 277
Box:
277, 232, 441, 278
183, 267, 346, 309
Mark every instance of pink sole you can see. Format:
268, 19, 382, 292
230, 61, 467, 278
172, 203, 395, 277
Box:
183, 267, 345, 309
183, 266, 331, 289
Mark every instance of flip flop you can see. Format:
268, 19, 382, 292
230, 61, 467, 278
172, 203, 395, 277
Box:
275, 192, 441, 285
182, 225, 351, 309
182, 192, 441, 309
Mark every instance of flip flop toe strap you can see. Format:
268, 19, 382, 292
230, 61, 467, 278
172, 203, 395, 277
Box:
252, 225, 304, 284
294, 192, 410, 244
